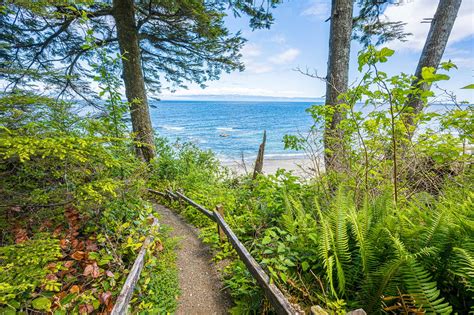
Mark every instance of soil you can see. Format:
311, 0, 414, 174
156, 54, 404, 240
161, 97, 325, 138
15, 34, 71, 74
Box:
154, 204, 232, 315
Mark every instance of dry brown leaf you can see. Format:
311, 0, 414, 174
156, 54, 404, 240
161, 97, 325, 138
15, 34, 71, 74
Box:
69, 285, 81, 293
53, 225, 63, 237
47, 262, 57, 271
83, 262, 100, 278
63, 260, 75, 268
59, 239, 69, 249
105, 270, 114, 278
85, 239, 98, 251
71, 251, 86, 260
155, 240, 164, 252
13, 227, 29, 244
46, 274, 58, 281
79, 304, 94, 314
99, 291, 112, 305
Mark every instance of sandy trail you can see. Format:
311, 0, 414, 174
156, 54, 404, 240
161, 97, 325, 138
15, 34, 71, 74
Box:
154, 204, 231, 315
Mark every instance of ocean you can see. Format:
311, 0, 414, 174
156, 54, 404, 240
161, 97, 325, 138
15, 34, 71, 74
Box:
149, 100, 318, 161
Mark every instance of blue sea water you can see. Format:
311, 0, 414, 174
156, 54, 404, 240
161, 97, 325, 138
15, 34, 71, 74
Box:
149, 100, 319, 160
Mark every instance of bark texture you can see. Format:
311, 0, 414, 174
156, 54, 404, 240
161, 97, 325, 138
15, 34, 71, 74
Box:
405, 0, 462, 129
253, 130, 266, 180
324, 0, 354, 172
112, 0, 155, 162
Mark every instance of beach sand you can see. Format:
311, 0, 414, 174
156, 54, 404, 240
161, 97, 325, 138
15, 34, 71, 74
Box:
221, 157, 321, 178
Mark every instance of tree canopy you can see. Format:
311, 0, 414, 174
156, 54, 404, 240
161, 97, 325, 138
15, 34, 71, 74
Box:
0, 0, 280, 101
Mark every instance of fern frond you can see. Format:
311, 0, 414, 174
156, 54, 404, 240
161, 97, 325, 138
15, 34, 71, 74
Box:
402, 259, 452, 314
348, 207, 373, 277
315, 198, 338, 298
363, 257, 404, 313
423, 205, 445, 247
332, 188, 351, 295
451, 246, 474, 292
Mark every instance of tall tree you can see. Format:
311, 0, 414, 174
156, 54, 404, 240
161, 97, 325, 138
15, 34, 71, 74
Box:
323, 0, 410, 172
323, 0, 354, 172
405, 0, 462, 133
0, 1, 280, 161
112, 0, 154, 161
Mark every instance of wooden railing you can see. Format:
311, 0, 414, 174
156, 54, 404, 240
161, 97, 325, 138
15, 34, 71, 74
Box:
148, 188, 298, 315
111, 216, 159, 315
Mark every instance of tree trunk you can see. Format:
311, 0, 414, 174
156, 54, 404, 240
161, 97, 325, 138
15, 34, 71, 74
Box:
324, 0, 354, 172
405, 0, 462, 131
253, 130, 266, 180
112, 0, 155, 162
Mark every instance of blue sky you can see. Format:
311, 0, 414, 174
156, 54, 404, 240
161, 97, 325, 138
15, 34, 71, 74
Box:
163, 0, 474, 103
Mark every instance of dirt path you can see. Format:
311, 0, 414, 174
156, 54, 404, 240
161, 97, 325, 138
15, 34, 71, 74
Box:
154, 204, 232, 315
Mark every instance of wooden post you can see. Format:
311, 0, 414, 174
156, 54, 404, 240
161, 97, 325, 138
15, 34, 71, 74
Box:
253, 130, 267, 180
215, 205, 226, 243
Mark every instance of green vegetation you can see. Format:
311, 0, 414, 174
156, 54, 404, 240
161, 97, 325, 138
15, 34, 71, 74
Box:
0, 0, 472, 314
0, 51, 179, 313
150, 48, 473, 313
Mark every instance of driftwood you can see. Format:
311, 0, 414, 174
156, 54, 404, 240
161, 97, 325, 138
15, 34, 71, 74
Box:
111, 216, 159, 315
253, 130, 267, 179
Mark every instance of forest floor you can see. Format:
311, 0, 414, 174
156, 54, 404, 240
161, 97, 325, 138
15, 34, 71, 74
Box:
154, 204, 232, 314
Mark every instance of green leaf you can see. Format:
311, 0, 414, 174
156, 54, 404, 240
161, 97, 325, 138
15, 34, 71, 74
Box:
32, 297, 51, 311
302, 261, 310, 271
261, 235, 271, 245
461, 84, 474, 89
421, 67, 436, 80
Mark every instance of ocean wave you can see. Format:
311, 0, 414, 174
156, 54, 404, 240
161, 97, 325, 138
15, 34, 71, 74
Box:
160, 125, 185, 131
216, 127, 236, 132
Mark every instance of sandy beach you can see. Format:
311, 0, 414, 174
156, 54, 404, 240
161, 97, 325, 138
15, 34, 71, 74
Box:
221, 156, 321, 178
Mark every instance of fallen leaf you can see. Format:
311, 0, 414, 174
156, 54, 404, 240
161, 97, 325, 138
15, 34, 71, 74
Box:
155, 240, 164, 252
99, 291, 112, 305
47, 263, 57, 271
63, 260, 75, 268
46, 274, 58, 281
79, 304, 94, 314
85, 239, 98, 251
59, 239, 69, 249
71, 251, 86, 260
53, 226, 63, 237
105, 270, 114, 278
83, 262, 100, 278
69, 285, 80, 293
13, 227, 29, 244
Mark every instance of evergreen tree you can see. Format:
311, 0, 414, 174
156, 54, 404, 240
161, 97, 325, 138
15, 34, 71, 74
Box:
0, 0, 280, 161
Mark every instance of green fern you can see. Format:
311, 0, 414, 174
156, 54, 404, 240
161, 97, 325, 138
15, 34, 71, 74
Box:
451, 246, 474, 293
314, 187, 353, 298
315, 198, 338, 297
402, 259, 452, 314
348, 205, 373, 277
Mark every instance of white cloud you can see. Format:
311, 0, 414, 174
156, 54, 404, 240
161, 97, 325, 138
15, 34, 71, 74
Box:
269, 34, 286, 44
240, 43, 273, 74
269, 48, 300, 65
383, 0, 474, 51
302, 1, 329, 20
245, 63, 274, 74
444, 46, 474, 68
241, 43, 262, 58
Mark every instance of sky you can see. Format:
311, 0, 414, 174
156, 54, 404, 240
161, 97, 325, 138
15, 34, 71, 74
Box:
162, 0, 474, 103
